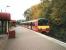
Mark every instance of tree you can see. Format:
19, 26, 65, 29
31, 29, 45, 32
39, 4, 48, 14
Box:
24, 8, 32, 21
44, 0, 66, 41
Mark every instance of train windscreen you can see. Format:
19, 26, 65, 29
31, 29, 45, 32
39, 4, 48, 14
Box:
38, 19, 48, 26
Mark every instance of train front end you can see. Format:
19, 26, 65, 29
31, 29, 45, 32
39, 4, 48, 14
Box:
37, 18, 50, 33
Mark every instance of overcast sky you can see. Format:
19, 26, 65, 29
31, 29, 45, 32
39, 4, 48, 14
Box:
0, 0, 40, 20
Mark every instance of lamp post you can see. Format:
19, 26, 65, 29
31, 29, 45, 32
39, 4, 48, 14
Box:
5, 5, 10, 12
0, 5, 10, 12
0, 6, 3, 12
1, 9, 2, 12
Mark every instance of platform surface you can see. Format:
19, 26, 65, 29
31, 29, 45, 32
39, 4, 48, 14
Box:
4, 26, 66, 50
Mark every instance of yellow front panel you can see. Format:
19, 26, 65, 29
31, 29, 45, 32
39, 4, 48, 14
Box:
38, 26, 50, 29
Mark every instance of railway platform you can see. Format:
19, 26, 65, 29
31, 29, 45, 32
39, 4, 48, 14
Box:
4, 26, 66, 50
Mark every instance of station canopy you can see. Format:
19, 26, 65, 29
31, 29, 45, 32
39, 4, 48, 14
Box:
0, 12, 11, 20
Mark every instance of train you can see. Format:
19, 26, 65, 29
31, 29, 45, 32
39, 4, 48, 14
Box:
21, 18, 50, 33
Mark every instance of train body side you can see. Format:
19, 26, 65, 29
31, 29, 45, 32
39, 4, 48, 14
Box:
22, 18, 50, 33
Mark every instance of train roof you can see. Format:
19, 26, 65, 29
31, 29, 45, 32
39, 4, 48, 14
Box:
21, 19, 38, 24
21, 18, 47, 24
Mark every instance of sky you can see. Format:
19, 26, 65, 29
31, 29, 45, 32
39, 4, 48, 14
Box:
0, 0, 40, 20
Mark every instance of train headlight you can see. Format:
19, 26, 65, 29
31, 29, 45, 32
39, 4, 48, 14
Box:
38, 28, 42, 32
46, 28, 50, 33
46, 28, 50, 31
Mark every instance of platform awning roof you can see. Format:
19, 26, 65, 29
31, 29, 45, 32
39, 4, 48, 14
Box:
0, 12, 11, 21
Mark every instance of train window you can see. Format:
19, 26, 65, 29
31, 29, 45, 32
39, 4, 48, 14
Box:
38, 19, 48, 26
